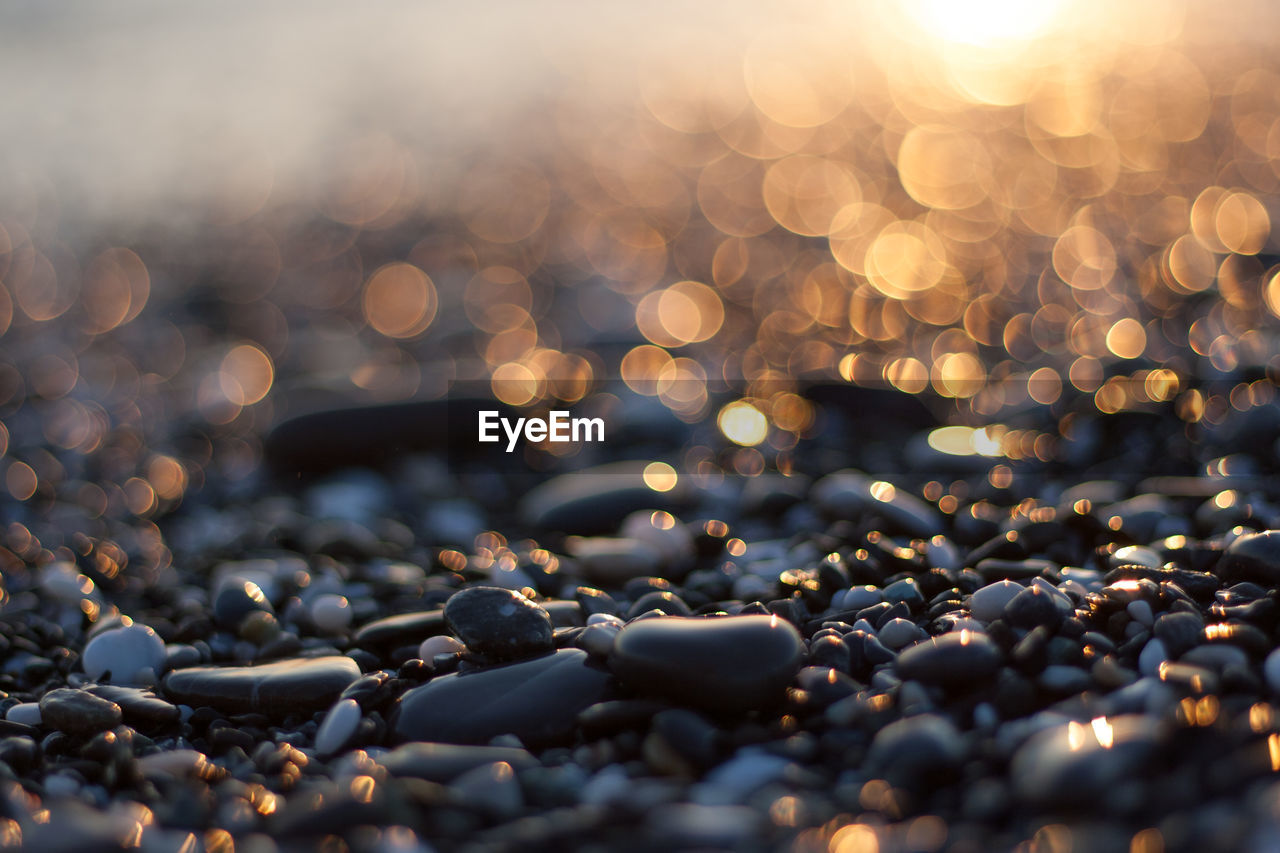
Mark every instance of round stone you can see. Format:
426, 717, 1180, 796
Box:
82, 622, 167, 687
419, 635, 466, 661
878, 618, 922, 650
310, 594, 354, 634
213, 577, 273, 631
444, 587, 555, 662
162, 656, 361, 715
5, 703, 41, 726
969, 581, 1022, 622
895, 630, 1002, 688
1003, 585, 1063, 630
608, 615, 804, 713
1218, 530, 1280, 584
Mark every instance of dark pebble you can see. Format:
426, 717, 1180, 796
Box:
1217, 530, 1280, 584
444, 587, 555, 662
39, 688, 123, 736
608, 615, 804, 713
392, 649, 614, 747
895, 630, 1002, 688
162, 656, 361, 715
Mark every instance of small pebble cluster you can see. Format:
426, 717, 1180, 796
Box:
2, 386, 1280, 852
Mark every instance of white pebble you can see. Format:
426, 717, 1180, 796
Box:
1139, 638, 1168, 677
83, 622, 167, 687
586, 613, 624, 628
43, 773, 81, 798
310, 594, 354, 634
5, 702, 41, 726
1265, 648, 1280, 696
970, 581, 1022, 622
418, 635, 466, 661
315, 698, 363, 757
1126, 600, 1154, 627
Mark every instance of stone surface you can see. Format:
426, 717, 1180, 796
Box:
82, 622, 167, 686
608, 615, 804, 713
895, 631, 1002, 688
40, 688, 123, 735
162, 656, 361, 715
970, 581, 1023, 622
315, 698, 362, 756
1218, 530, 1280, 584
379, 742, 539, 782
443, 586, 555, 661
1011, 715, 1160, 807
352, 609, 448, 651
392, 649, 614, 747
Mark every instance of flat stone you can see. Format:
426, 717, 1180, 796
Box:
162, 656, 361, 715
392, 649, 614, 747
895, 630, 1002, 688
567, 537, 663, 585
444, 587, 554, 661
40, 688, 122, 736
352, 610, 448, 652
83, 685, 181, 727
379, 741, 539, 782
812, 470, 941, 538
518, 461, 686, 534
608, 615, 804, 713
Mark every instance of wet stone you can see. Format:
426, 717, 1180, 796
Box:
39, 688, 123, 736
1003, 585, 1063, 631
163, 656, 361, 715
392, 649, 614, 747
895, 631, 1002, 688
444, 587, 555, 662
608, 615, 805, 713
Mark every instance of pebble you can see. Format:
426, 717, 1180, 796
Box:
443, 586, 555, 661
162, 656, 361, 715
212, 577, 274, 630
567, 537, 663, 585
310, 594, 354, 634
378, 742, 538, 782
518, 461, 683, 534
1217, 530, 1280, 584
5, 702, 41, 726
39, 688, 123, 735
1264, 648, 1280, 695
392, 649, 614, 747
418, 635, 466, 661
895, 630, 1002, 688
1003, 585, 1063, 630
839, 585, 882, 611
608, 615, 804, 713
451, 761, 523, 820
82, 622, 167, 686
1010, 715, 1160, 807
877, 618, 922, 650
315, 698, 363, 757
84, 685, 181, 727
867, 714, 965, 786
812, 470, 941, 538
352, 609, 448, 651
1139, 638, 1169, 678
969, 580, 1022, 622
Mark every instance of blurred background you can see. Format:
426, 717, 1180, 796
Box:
2, 0, 1280, 508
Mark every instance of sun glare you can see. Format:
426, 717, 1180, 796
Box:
907, 0, 1067, 47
